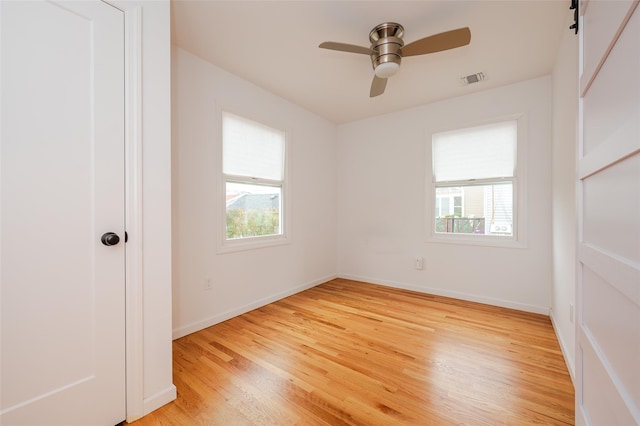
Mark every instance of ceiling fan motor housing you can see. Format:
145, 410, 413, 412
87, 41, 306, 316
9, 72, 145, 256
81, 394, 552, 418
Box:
369, 22, 404, 73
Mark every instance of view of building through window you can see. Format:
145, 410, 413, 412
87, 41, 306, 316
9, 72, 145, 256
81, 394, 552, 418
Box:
435, 183, 513, 236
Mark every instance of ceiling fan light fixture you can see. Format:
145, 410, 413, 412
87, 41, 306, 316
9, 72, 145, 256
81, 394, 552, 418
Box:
374, 61, 400, 78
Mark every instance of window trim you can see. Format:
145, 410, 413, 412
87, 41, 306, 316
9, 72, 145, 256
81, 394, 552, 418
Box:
426, 115, 528, 249
217, 108, 291, 254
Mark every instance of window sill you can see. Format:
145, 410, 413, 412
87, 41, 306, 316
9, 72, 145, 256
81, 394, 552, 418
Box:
427, 233, 526, 249
218, 234, 290, 254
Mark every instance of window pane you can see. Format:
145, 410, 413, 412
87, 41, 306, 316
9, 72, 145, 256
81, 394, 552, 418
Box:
226, 181, 281, 240
435, 183, 513, 236
454, 196, 462, 216
441, 199, 451, 216
223, 112, 284, 180
435, 187, 461, 218
432, 120, 517, 182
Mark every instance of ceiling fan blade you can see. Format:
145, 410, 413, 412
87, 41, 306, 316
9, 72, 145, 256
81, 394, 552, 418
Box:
370, 75, 387, 97
319, 41, 373, 55
401, 27, 471, 57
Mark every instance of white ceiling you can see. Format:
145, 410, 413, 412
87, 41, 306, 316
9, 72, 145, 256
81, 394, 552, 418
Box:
172, 1, 570, 124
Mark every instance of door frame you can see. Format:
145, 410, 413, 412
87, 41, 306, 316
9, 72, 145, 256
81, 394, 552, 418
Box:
105, 1, 145, 421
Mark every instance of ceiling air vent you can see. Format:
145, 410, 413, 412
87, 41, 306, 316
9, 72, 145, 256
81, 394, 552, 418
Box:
461, 72, 486, 85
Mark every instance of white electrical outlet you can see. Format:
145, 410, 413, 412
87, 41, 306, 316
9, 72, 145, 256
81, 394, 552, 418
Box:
415, 256, 424, 270
205, 278, 213, 291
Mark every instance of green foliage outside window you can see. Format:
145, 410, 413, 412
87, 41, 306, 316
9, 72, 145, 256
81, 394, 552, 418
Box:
226, 208, 280, 239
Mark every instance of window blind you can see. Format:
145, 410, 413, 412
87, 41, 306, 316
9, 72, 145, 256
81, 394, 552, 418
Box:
432, 120, 517, 182
223, 112, 284, 181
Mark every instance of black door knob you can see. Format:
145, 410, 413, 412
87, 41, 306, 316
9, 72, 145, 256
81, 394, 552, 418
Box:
101, 232, 120, 246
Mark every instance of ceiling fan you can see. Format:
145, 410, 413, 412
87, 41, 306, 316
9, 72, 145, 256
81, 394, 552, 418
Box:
319, 23, 471, 97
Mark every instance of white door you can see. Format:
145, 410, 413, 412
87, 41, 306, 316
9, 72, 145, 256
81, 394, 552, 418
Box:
1, 1, 126, 424
576, 1, 640, 425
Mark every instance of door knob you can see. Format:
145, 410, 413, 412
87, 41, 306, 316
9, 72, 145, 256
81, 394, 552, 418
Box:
101, 232, 120, 246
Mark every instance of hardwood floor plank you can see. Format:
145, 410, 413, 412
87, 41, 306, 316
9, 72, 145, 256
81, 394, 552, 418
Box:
131, 279, 574, 425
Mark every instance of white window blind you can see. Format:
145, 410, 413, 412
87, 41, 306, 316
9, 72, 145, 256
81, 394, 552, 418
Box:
222, 112, 284, 181
432, 120, 517, 182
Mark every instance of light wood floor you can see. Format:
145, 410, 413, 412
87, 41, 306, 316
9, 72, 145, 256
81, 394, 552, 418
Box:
132, 279, 574, 425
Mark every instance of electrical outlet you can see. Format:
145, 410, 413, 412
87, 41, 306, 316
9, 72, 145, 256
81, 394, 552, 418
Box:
415, 256, 424, 270
205, 278, 213, 291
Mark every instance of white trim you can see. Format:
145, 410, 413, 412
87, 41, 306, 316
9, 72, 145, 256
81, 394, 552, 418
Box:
217, 234, 290, 254
550, 308, 576, 383
123, 5, 145, 422
578, 129, 639, 179
579, 326, 640, 424
579, 0, 639, 96
338, 273, 550, 315
143, 385, 177, 417
172, 274, 336, 339
427, 232, 524, 249
105, 1, 145, 422
578, 243, 640, 307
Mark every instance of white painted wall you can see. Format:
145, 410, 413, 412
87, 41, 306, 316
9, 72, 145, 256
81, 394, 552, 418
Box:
550, 9, 578, 381
336, 77, 553, 314
172, 48, 338, 338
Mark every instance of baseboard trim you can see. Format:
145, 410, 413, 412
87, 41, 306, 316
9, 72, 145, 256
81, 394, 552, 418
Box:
549, 308, 576, 384
173, 272, 551, 338
337, 273, 550, 315
172, 274, 337, 339
142, 384, 177, 418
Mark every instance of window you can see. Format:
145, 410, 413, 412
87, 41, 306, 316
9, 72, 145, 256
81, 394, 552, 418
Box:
221, 112, 287, 249
431, 120, 518, 241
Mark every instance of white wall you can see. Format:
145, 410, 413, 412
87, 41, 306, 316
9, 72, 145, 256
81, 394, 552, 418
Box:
550, 9, 578, 380
336, 77, 553, 313
172, 48, 338, 338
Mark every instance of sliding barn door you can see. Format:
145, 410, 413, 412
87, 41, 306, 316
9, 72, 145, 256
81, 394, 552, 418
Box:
576, 0, 639, 424
1, 1, 126, 424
